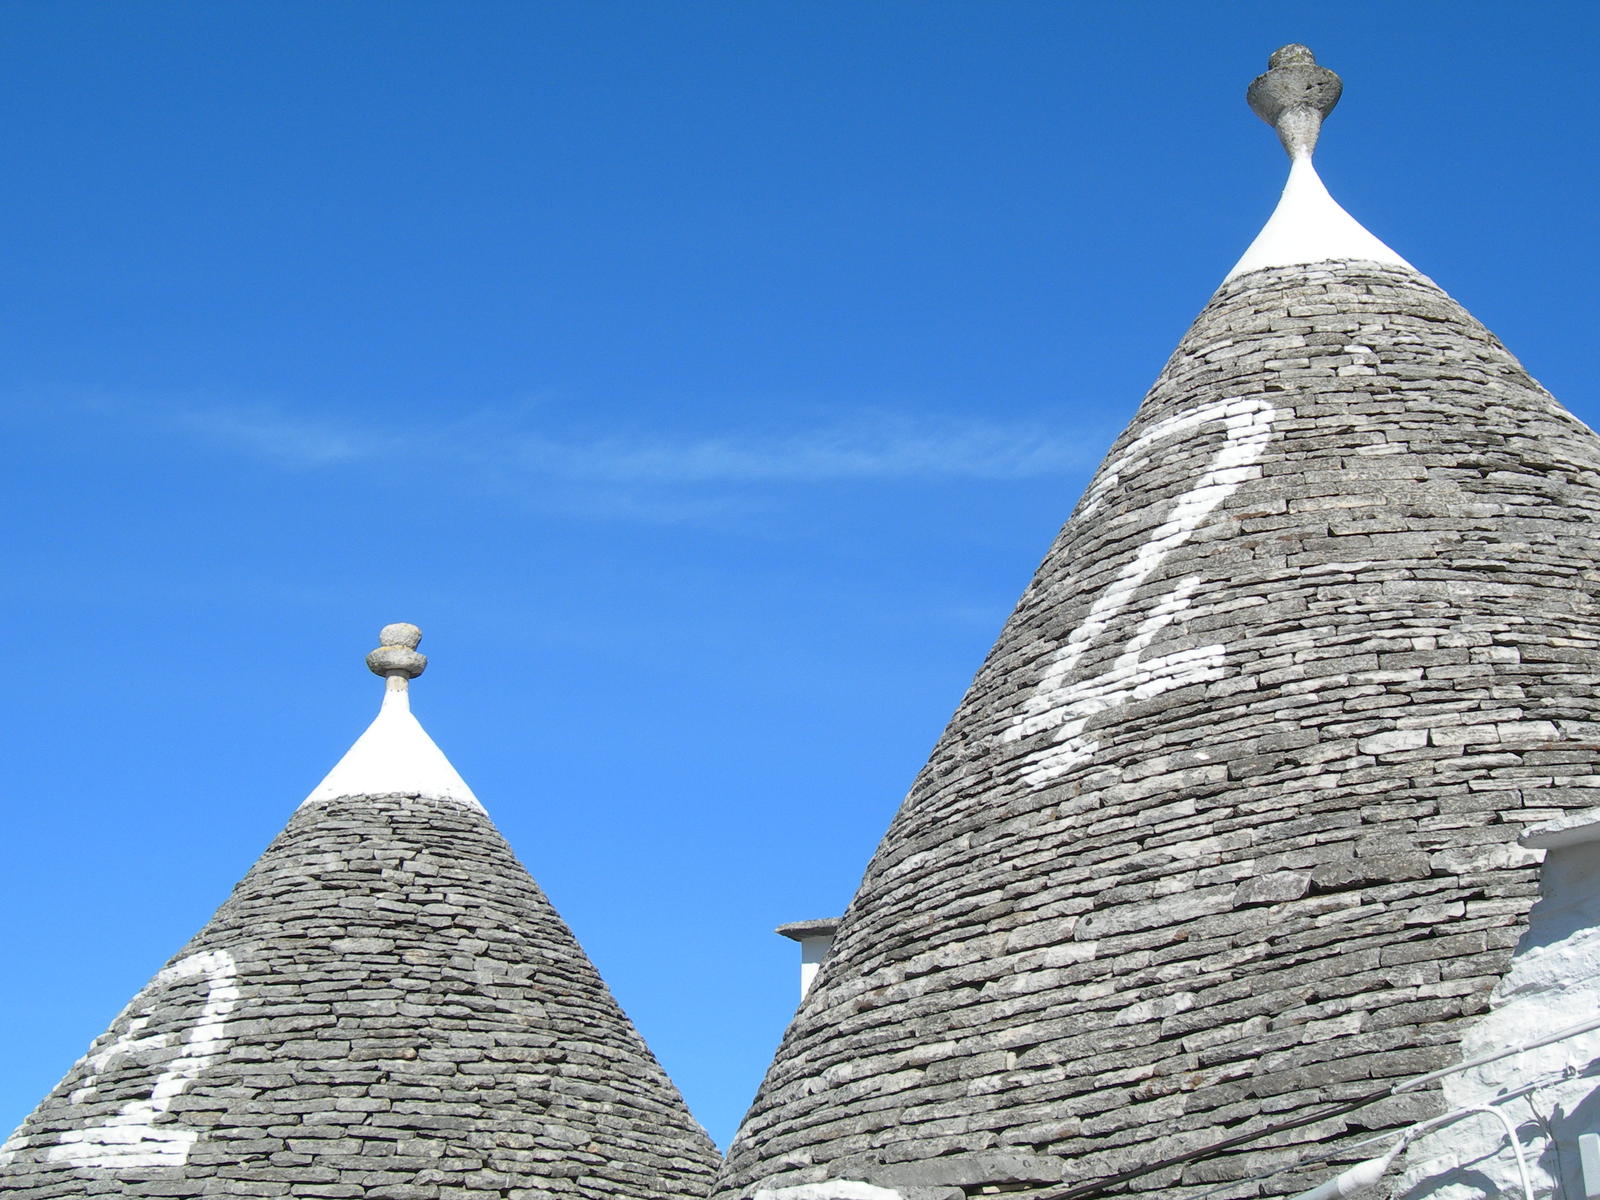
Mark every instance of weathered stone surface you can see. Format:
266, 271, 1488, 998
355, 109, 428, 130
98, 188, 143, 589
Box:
872, 1152, 1064, 1186
1, 793, 718, 1198
712, 261, 1600, 1199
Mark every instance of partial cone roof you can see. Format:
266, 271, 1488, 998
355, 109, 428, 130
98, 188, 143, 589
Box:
1, 626, 718, 1199
713, 48, 1600, 1200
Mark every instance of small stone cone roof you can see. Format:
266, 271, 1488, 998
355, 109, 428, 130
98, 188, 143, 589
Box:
0, 626, 719, 1199
712, 49, 1600, 1200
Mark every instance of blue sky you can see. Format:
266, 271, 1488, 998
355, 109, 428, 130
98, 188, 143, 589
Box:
3, 2, 1598, 1150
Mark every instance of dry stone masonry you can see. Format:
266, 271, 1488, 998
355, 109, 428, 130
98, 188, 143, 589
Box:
712, 195, 1600, 1200
0, 632, 719, 1199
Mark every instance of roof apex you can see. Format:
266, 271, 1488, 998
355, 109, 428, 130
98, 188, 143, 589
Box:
1227, 47, 1413, 281
302, 624, 480, 809
1226, 154, 1413, 280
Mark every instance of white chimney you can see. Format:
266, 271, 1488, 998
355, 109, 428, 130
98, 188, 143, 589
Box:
775, 918, 840, 1000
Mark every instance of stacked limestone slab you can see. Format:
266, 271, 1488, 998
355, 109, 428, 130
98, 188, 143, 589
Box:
0, 635, 718, 1199
711, 65, 1600, 1200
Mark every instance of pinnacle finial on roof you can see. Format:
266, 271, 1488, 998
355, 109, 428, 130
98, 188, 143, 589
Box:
302, 622, 478, 809
1226, 44, 1410, 280
366, 622, 427, 683
1247, 44, 1342, 159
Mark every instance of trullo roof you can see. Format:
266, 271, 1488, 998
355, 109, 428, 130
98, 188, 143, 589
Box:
711, 46, 1600, 1200
0, 624, 719, 1199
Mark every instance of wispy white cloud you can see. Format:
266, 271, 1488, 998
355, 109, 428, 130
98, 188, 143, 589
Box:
169, 406, 386, 469
16, 391, 1104, 522
169, 401, 1097, 488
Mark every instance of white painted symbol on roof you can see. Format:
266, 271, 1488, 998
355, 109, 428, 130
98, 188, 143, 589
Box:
1004, 396, 1278, 787
40, 948, 240, 1170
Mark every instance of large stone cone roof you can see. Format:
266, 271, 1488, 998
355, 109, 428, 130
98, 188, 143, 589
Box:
0, 684, 719, 1197
712, 259, 1600, 1199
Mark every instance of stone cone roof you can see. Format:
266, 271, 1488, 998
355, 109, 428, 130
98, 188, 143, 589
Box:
711, 195, 1600, 1200
0, 659, 719, 1198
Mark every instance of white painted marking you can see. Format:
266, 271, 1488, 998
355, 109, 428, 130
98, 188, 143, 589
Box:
42, 948, 240, 1170
1227, 153, 1412, 281
302, 681, 481, 810
1003, 397, 1277, 786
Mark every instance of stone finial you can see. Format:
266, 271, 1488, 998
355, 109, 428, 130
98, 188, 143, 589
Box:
366, 622, 427, 680
1247, 44, 1343, 159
